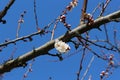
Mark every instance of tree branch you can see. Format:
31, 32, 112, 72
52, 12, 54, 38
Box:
80, 0, 88, 24
81, 56, 94, 80
0, 31, 43, 47
0, 0, 15, 23
0, 10, 120, 74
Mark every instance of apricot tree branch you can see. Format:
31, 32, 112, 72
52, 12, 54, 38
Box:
0, 31, 44, 47
80, 0, 88, 24
81, 56, 94, 80
99, 0, 111, 16
34, 0, 40, 30
0, 0, 15, 23
0, 10, 120, 74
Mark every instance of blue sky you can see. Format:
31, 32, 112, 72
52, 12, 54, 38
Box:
0, 0, 120, 80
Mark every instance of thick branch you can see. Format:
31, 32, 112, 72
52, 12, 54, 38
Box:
0, 10, 120, 74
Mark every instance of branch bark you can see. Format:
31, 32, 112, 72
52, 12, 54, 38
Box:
0, 0, 15, 22
0, 10, 120, 74
80, 0, 88, 24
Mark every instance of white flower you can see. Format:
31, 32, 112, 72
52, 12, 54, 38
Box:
54, 39, 70, 53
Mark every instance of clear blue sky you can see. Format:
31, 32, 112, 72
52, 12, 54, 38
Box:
0, 0, 120, 80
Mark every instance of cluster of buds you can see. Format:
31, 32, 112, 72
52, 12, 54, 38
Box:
54, 39, 70, 53
66, 0, 78, 11
70, 0, 78, 8
100, 54, 114, 79
58, 0, 78, 30
18, 11, 26, 23
100, 71, 108, 79
84, 13, 94, 25
59, 15, 71, 31
60, 15, 66, 23
108, 54, 114, 66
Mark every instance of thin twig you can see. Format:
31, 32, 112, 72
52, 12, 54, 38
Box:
88, 75, 92, 80
85, 38, 120, 53
107, 41, 120, 52
91, 3, 101, 16
22, 59, 35, 80
34, 0, 40, 31
100, 54, 115, 80
77, 48, 86, 80
113, 28, 117, 47
16, 22, 21, 38
51, 20, 59, 40
81, 36, 116, 52
9, 47, 17, 60
99, 0, 111, 16
81, 56, 95, 80
104, 24, 109, 42
48, 48, 83, 62
87, 47, 106, 60
16, 11, 26, 38
47, 53, 63, 61
0, 31, 44, 47
80, 0, 88, 25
